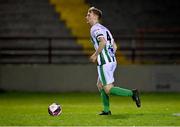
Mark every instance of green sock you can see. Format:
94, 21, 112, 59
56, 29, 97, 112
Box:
100, 89, 110, 112
110, 87, 133, 96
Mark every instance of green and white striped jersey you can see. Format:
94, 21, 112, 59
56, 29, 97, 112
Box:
90, 23, 116, 66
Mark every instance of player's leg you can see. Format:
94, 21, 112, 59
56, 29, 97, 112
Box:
99, 62, 141, 107
97, 78, 111, 115
104, 84, 133, 96
99, 62, 132, 96
104, 84, 141, 107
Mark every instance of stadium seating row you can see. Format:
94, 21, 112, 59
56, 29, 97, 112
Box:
0, 0, 180, 64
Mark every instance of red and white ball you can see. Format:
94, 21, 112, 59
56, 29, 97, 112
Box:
48, 103, 62, 116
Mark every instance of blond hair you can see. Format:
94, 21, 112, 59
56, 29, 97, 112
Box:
88, 7, 102, 20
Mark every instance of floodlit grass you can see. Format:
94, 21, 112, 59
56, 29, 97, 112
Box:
0, 92, 179, 126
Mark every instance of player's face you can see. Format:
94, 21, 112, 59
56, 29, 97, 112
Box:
86, 11, 95, 25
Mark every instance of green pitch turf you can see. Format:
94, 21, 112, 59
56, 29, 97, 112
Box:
0, 92, 179, 126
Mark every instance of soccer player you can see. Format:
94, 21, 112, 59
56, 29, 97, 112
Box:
86, 7, 141, 115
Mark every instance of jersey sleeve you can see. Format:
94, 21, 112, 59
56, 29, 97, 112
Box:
92, 27, 104, 40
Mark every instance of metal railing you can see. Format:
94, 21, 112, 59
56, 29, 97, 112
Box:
0, 36, 180, 64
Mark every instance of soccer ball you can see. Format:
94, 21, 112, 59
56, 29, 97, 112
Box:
48, 103, 62, 116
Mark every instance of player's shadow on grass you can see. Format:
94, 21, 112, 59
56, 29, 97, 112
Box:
108, 113, 144, 119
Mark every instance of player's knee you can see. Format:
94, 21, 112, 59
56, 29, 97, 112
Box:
104, 88, 110, 94
104, 84, 113, 94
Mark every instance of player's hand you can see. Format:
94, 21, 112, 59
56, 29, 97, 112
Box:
89, 53, 97, 63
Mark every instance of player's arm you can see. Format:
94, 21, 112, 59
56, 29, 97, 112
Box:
113, 41, 117, 53
94, 37, 106, 56
90, 37, 106, 63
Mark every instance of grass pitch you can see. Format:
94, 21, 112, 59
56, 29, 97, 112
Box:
0, 92, 179, 126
